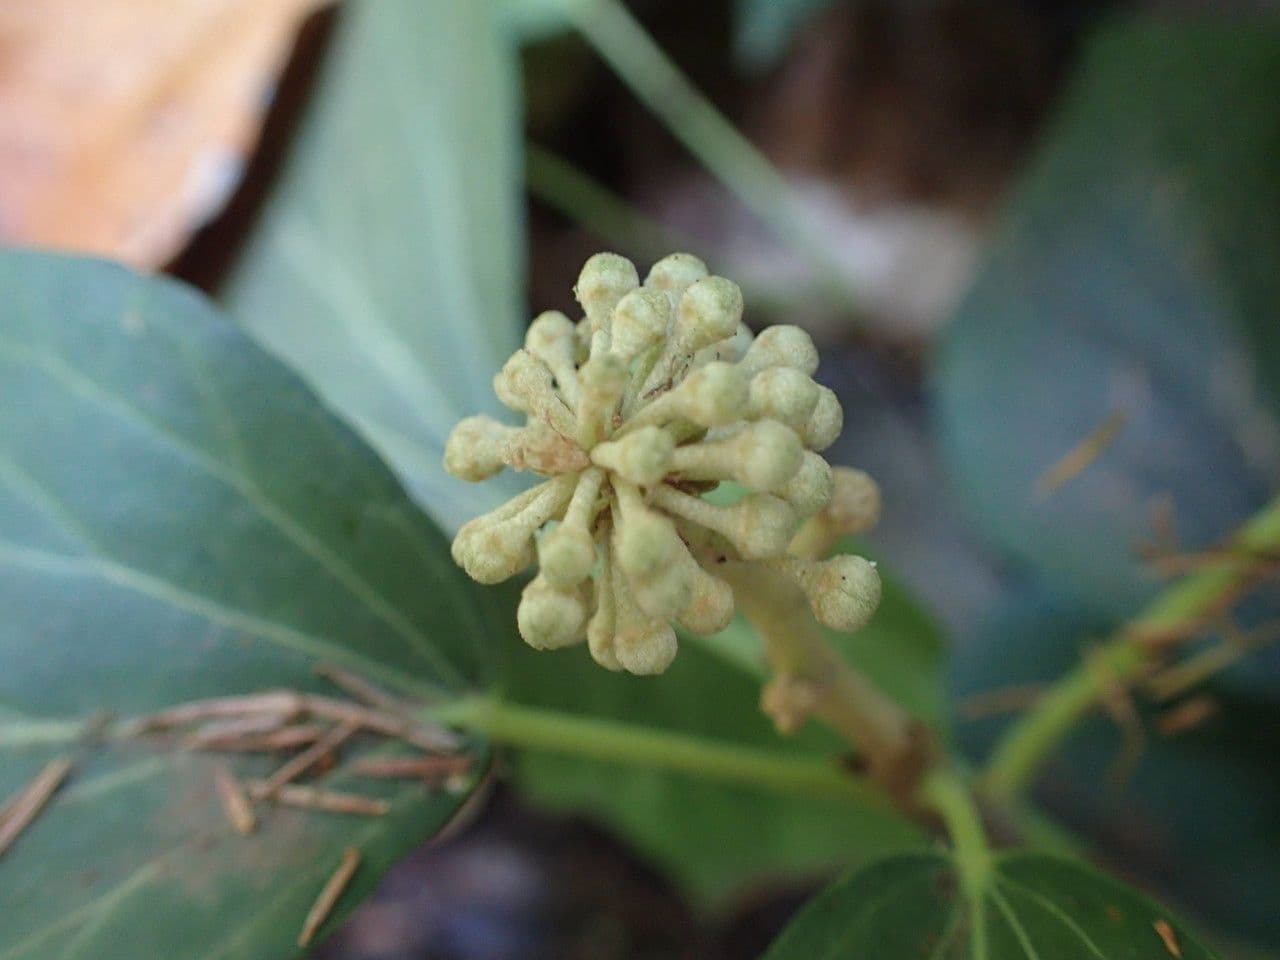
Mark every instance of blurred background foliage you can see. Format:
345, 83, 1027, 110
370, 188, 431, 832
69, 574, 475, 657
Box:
2, 0, 1277, 957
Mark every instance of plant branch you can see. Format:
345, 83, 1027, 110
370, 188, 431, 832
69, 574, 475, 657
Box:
719, 563, 935, 798
984, 492, 1280, 800
428, 695, 891, 809
918, 767, 992, 957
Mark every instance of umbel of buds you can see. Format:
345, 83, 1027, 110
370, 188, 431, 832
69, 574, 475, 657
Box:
445, 252, 881, 675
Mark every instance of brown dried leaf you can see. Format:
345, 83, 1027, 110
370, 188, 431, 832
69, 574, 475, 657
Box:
0, 0, 327, 265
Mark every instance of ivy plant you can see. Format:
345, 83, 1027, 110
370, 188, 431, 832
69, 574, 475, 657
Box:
2, 1, 1276, 958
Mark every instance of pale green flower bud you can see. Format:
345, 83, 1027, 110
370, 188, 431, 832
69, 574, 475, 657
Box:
450, 478, 574, 583
538, 525, 597, 588
749, 366, 820, 431
676, 562, 734, 634
802, 386, 843, 451
621, 361, 749, 433
644, 252, 708, 303
774, 555, 881, 632
775, 451, 834, 516
538, 468, 605, 588
451, 518, 535, 585
611, 288, 672, 361
524, 312, 576, 360
826, 467, 881, 534
739, 325, 819, 378
676, 276, 743, 353
443, 415, 516, 481
576, 252, 639, 333
669, 420, 802, 492
526, 310, 580, 403
612, 484, 693, 619
590, 426, 674, 486
518, 575, 591, 650
494, 350, 574, 433
615, 620, 678, 675
652, 486, 797, 560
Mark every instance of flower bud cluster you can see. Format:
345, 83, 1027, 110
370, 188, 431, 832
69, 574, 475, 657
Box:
445, 252, 881, 674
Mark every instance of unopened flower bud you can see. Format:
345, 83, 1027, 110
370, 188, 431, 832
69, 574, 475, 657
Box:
739, 325, 819, 378
444, 415, 515, 481
749, 367, 820, 431
774, 555, 881, 631
622, 361, 749, 433
576, 253, 639, 332
613, 488, 693, 619
518, 575, 591, 650
539, 525, 597, 588
494, 350, 573, 432
591, 426, 674, 486
615, 620, 678, 675
450, 478, 573, 583
451, 519, 535, 585
802, 386, 843, 451
775, 451, 834, 516
676, 563, 734, 635
676, 276, 743, 353
526, 310, 580, 402
669, 420, 802, 492
611, 288, 671, 361
644, 252, 708, 304
653, 487, 797, 560
827, 467, 881, 534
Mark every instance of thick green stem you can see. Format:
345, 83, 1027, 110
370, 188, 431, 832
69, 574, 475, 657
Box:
568, 0, 857, 310
918, 767, 992, 957
429, 695, 887, 808
985, 492, 1280, 800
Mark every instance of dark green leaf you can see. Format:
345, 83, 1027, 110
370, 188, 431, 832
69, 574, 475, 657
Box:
764, 852, 1220, 959
501, 552, 944, 902
934, 19, 1280, 622
225, 0, 527, 531
0, 251, 499, 957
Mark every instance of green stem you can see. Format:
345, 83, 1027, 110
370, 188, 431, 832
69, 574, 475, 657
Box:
918, 768, 992, 957
429, 695, 887, 808
568, 0, 857, 310
526, 142, 687, 263
984, 492, 1280, 800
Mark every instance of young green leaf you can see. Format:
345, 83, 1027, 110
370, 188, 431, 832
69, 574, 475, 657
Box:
0, 251, 504, 957
226, 0, 527, 532
764, 851, 1219, 960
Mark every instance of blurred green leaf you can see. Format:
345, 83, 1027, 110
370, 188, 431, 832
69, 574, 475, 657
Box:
935, 19, 1280, 622
226, 0, 527, 532
0, 252, 497, 957
501, 550, 944, 902
763, 851, 1219, 959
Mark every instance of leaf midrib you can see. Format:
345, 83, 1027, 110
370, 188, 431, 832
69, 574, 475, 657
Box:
0, 335, 470, 688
